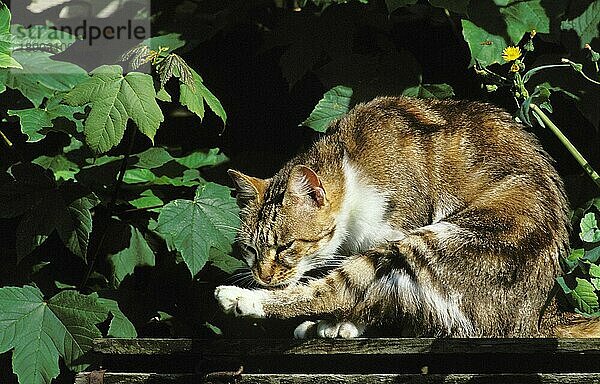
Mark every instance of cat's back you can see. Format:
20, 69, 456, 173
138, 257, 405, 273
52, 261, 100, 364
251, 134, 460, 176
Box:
331, 96, 561, 193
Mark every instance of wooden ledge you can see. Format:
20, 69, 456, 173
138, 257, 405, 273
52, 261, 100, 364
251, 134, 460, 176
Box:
74, 372, 600, 384
93, 337, 600, 356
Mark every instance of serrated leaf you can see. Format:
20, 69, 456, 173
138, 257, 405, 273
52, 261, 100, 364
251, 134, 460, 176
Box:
32, 155, 79, 181
157, 88, 171, 102
142, 33, 186, 53
65, 65, 164, 153
0, 3, 10, 34
96, 297, 137, 338
11, 25, 77, 53
572, 278, 599, 314
15, 185, 99, 261
580, 212, 600, 243
175, 148, 229, 169
0, 52, 22, 69
129, 189, 163, 211
585, 246, 600, 264
589, 263, 600, 278
461, 19, 507, 67
0, 286, 110, 383
108, 226, 155, 287
8, 108, 53, 142
500, 0, 550, 43
155, 183, 239, 276
179, 69, 226, 124
402, 83, 455, 99
210, 252, 247, 274
561, 0, 600, 48
302, 85, 353, 132
6, 51, 87, 107
133, 147, 174, 169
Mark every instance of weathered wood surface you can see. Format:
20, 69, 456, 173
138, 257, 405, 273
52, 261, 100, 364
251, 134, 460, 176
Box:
74, 372, 600, 384
93, 337, 600, 356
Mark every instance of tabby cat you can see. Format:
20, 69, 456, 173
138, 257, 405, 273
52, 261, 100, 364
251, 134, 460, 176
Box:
215, 96, 599, 338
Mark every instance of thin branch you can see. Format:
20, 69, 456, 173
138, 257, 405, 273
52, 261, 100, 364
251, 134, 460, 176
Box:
530, 103, 600, 190
80, 126, 138, 290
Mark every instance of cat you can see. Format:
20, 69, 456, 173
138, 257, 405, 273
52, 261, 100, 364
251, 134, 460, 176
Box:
215, 96, 599, 338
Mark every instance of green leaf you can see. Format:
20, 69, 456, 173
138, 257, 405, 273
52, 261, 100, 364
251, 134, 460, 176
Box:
96, 297, 137, 338
155, 183, 239, 276
143, 33, 186, 53
32, 155, 79, 181
0, 3, 10, 34
561, 0, 600, 48
108, 226, 155, 287
402, 83, 455, 99
0, 53, 22, 69
385, 0, 418, 13
302, 85, 353, 132
175, 148, 229, 169
500, 0, 550, 43
11, 25, 78, 53
572, 278, 600, 314
15, 185, 99, 261
8, 108, 53, 142
585, 246, 600, 264
129, 189, 163, 211
589, 263, 600, 278
133, 147, 174, 169
64, 65, 164, 153
210, 252, 247, 274
157, 88, 172, 102
580, 212, 600, 243
0, 286, 110, 383
461, 19, 507, 67
180, 69, 227, 124
6, 51, 87, 107
204, 322, 223, 335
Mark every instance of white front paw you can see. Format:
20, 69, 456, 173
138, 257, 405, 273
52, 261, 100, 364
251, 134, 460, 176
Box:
294, 321, 318, 339
316, 320, 365, 339
214, 286, 266, 318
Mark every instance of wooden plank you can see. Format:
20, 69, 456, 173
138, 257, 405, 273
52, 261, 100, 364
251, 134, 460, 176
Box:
93, 338, 600, 357
74, 372, 600, 384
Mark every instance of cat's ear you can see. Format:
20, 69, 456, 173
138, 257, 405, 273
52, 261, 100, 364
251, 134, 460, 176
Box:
287, 165, 326, 207
228, 169, 268, 207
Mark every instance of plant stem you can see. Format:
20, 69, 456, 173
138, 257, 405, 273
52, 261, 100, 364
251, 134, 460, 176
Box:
530, 103, 600, 190
0, 128, 13, 147
80, 127, 138, 290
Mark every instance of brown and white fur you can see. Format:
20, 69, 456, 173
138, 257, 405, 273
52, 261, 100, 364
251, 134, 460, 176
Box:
215, 96, 599, 338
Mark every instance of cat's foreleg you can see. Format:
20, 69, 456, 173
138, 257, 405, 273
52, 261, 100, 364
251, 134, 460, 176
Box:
214, 253, 378, 336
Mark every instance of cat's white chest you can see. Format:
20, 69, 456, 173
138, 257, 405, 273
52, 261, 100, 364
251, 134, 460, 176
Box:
335, 158, 405, 254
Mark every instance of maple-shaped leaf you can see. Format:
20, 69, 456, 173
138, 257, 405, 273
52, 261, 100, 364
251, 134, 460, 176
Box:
179, 68, 227, 124
0, 164, 100, 261
154, 183, 239, 276
108, 225, 156, 287
64, 65, 164, 153
0, 286, 110, 384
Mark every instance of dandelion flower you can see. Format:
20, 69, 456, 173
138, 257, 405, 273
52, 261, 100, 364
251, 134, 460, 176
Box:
502, 46, 522, 62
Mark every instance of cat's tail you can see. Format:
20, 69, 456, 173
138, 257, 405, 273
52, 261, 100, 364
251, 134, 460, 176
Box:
553, 313, 600, 337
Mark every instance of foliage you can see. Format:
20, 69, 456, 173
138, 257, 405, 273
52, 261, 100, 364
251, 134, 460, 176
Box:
0, 0, 599, 382
0, 2, 235, 382
560, 200, 600, 315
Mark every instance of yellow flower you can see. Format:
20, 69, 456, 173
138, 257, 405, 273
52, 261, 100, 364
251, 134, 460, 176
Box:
510, 63, 520, 72
502, 46, 522, 62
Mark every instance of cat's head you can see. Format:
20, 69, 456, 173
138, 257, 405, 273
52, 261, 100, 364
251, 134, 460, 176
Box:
228, 165, 341, 288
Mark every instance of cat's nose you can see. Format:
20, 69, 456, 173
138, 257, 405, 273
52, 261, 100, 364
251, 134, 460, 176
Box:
260, 273, 273, 285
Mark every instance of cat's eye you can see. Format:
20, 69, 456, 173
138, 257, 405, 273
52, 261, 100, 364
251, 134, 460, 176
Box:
276, 241, 294, 255
242, 244, 258, 264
